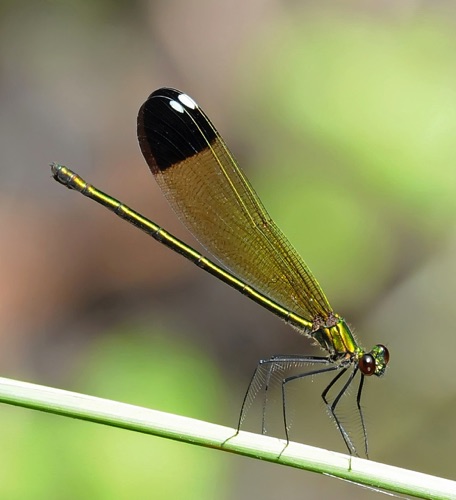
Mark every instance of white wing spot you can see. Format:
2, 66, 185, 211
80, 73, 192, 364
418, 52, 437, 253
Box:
170, 100, 185, 113
178, 93, 197, 109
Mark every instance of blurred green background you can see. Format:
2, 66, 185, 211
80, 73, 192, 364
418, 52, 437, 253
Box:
1, 1, 456, 498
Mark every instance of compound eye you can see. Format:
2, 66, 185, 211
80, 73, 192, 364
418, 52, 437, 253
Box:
359, 353, 375, 376
378, 344, 390, 364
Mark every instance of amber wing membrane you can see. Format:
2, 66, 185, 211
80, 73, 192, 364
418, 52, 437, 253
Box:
137, 88, 333, 324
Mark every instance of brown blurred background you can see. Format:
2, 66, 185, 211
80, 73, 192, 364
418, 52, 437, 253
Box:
1, 1, 456, 498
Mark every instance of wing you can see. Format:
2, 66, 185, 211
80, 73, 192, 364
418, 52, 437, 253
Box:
137, 88, 333, 323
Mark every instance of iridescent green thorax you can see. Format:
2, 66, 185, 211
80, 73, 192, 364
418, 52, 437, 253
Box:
312, 315, 389, 377
312, 315, 360, 357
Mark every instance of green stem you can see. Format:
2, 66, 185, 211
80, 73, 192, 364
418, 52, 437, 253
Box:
0, 377, 453, 499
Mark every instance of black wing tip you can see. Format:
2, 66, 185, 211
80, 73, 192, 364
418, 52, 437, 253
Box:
137, 87, 216, 172
147, 87, 183, 100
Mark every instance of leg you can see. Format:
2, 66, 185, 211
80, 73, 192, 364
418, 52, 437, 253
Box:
237, 355, 334, 436
356, 374, 368, 458
321, 366, 362, 456
281, 361, 344, 445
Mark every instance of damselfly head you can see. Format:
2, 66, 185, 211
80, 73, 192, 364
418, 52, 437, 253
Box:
359, 344, 389, 377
